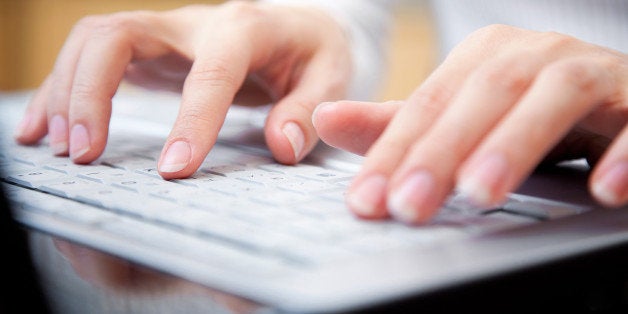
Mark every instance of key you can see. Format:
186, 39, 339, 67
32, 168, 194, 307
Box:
203, 164, 252, 177
208, 178, 270, 196
134, 167, 162, 179
435, 211, 536, 234
233, 170, 291, 186
444, 192, 503, 215
78, 168, 128, 183
44, 161, 101, 175
100, 156, 156, 171
502, 200, 585, 220
40, 178, 101, 198
7, 169, 70, 188
174, 172, 226, 187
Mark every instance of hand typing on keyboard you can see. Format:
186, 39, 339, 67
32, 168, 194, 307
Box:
12, 1, 628, 227
13, 2, 351, 180
312, 26, 628, 224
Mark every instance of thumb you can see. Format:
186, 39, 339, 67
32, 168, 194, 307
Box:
312, 100, 403, 156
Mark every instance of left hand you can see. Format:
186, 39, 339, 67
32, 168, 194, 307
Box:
313, 24, 628, 224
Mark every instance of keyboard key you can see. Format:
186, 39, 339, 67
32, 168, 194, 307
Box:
101, 156, 156, 171
77, 167, 129, 183
501, 200, 586, 220
7, 169, 70, 188
40, 178, 101, 198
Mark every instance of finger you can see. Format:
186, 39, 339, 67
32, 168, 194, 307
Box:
67, 11, 177, 164
157, 38, 250, 179
345, 56, 476, 219
264, 48, 351, 164
386, 53, 543, 223
458, 58, 616, 207
44, 19, 94, 155
312, 100, 402, 155
66, 25, 137, 163
590, 122, 628, 207
14, 75, 53, 144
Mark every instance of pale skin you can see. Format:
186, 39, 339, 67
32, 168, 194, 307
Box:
14, 2, 628, 225
314, 25, 628, 224
14, 1, 351, 180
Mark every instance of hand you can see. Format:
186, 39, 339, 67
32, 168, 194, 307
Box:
313, 24, 628, 224
14, 1, 351, 179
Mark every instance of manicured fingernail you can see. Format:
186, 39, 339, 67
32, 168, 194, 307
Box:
388, 170, 435, 223
346, 174, 387, 216
593, 162, 628, 206
70, 124, 91, 160
159, 141, 191, 173
457, 153, 508, 206
282, 122, 305, 160
14, 112, 32, 139
49, 115, 68, 155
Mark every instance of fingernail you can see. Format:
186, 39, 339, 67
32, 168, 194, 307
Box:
49, 115, 68, 155
70, 124, 91, 160
282, 122, 305, 160
14, 112, 32, 139
457, 153, 508, 206
388, 170, 435, 223
159, 141, 191, 173
346, 174, 387, 216
593, 161, 628, 206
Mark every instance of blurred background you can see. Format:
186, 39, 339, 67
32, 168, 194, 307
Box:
0, 0, 436, 101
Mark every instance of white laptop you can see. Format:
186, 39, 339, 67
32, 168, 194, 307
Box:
2, 87, 628, 313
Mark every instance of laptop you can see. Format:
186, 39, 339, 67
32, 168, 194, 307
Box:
2, 87, 628, 313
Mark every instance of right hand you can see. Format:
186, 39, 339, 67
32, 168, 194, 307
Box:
14, 1, 351, 179
313, 25, 628, 224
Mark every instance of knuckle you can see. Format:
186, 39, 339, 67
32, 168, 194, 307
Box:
222, 1, 263, 17
467, 24, 516, 43
543, 60, 601, 92
74, 14, 105, 30
70, 80, 99, 101
535, 31, 579, 53
188, 59, 239, 90
409, 82, 453, 115
76, 12, 145, 42
474, 55, 536, 94
220, 1, 268, 27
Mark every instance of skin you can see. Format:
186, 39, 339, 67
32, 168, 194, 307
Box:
313, 25, 628, 224
13, 1, 351, 180
14, 2, 628, 225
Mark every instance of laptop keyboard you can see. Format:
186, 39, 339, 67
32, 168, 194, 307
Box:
0, 132, 589, 271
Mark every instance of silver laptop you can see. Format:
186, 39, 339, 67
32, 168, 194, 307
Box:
2, 88, 628, 313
